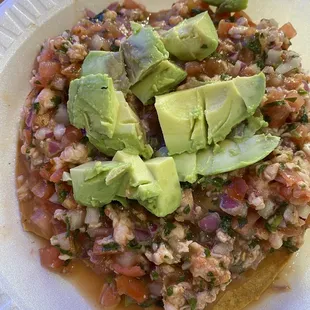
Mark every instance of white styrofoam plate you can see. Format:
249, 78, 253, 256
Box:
0, 0, 310, 309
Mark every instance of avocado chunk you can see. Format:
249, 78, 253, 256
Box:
68, 74, 119, 139
88, 92, 153, 159
161, 12, 218, 61
201, 134, 280, 175
145, 157, 182, 217
203, 0, 248, 13
81, 51, 130, 93
131, 60, 187, 104
155, 88, 207, 155
173, 152, 198, 183
113, 151, 161, 208
70, 161, 131, 208
204, 73, 266, 144
121, 23, 169, 84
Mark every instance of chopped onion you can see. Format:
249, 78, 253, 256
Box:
54, 123, 66, 141
30, 208, 53, 238
266, 49, 282, 66
148, 282, 163, 297
25, 110, 34, 128
68, 210, 85, 230
49, 192, 60, 204
297, 204, 310, 220
220, 194, 247, 217
50, 232, 71, 250
35, 127, 53, 140
232, 60, 246, 76
115, 252, 138, 268
90, 34, 104, 50
85, 207, 101, 227
134, 228, 151, 241
212, 242, 233, 256
47, 141, 62, 156
276, 57, 301, 74
199, 212, 220, 233
87, 227, 113, 238
55, 104, 69, 126
302, 80, 310, 92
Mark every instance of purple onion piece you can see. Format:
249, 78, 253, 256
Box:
148, 222, 158, 237
47, 141, 62, 156
199, 212, 221, 233
302, 80, 310, 92
25, 110, 34, 128
220, 194, 246, 216
134, 228, 151, 242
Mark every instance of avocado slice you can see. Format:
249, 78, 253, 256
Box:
204, 73, 266, 144
145, 157, 182, 217
202, 134, 280, 175
68, 74, 119, 139
113, 151, 161, 209
173, 152, 198, 183
88, 92, 153, 159
121, 22, 169, 84
161, 12, 218, 61
203, 0, 248, 13
81, 51, 130, 93
70, 161, 131, 208
155, 88, 207, 155
131, 60, 187, 104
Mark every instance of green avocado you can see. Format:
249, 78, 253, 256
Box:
88, 92, 153, 159
145, 157, 182, 217
121, 22, 169, 84
203, 0, 248, 13
173, 152, 198, 183
161, 12, 218, 61
131, 60, 187, 104
113, 151, 161, 209
203, 72, 266, 144
70, 161, 131, 208
155, 87, 207, 155
68, 74, 119, 139
201, 134, 280, 176
81, 51, 130, 93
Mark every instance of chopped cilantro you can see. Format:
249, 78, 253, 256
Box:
191, 8, 204, 15
220, 215, 232, 234
246, 33, 261, 54
287, 123, 298, 131
177, 275, 186, 283
186, 231, 193, 240
59, 248, 72, 256
64, 259, 71, 266
33, 102, 40, 113
298, 89, 308, 95
34, 80, 41, 85
265, 100, 286, 107
286, 97, 297, 103
249, 239, 259, 249
164, 221, 176, 236
151, 271, 159, 281
300, 113, 308, 123
204, 248, 211, 257
265, 214, 283, 232
127, 239, 142, 250
210, 51, 223, 59
59, 43, 68, 53
110, 44, 120, 52
51, 96, 62, 107
181, 182, 192, 189
65, 217, 71, 237
257, 164, 267, 175
188, 298, 197, 310
102, 242, 119, 252
183, 205, 191, 214
264, 115, 271, 123
204, 177, 229, 189
283, 238, 299, 253
256, 58, 265, 70
219, 262, 225, 269
238, 217, 248, 228
167, 286, 173, 296
220, 74, 231, 81
58, 190, 68, 203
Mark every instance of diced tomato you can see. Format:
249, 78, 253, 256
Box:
39, 48, 55, 62
279, 226, 303, 237
112, 264, 145, 277
291, 185, 310, 205
234, 11, 256, 27
279, 22, 297, 39
99, 283, 121, 308
39, 245, 64, 269
40, 163, 53, 181
30, 208, 54, 239
289, 124, 310, 148
232, 210, 260, 237
123, 0, 146, 10
61, 125, 83, 147
285, 91, 305, 112
23, 129, 32, 145
227, 177, 249, 201
185, 61, 203, 76
31, 179, 55, 200
39, 61, 61, 79
115, 275, 149, 303
277, 169, 302, 187
217, 20, 235, 38
50, 168, 65, 183
263, 103, 291, 128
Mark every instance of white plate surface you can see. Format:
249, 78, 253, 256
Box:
0, 1, 310, 309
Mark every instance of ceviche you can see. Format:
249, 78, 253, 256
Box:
16, 0, 310, 309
